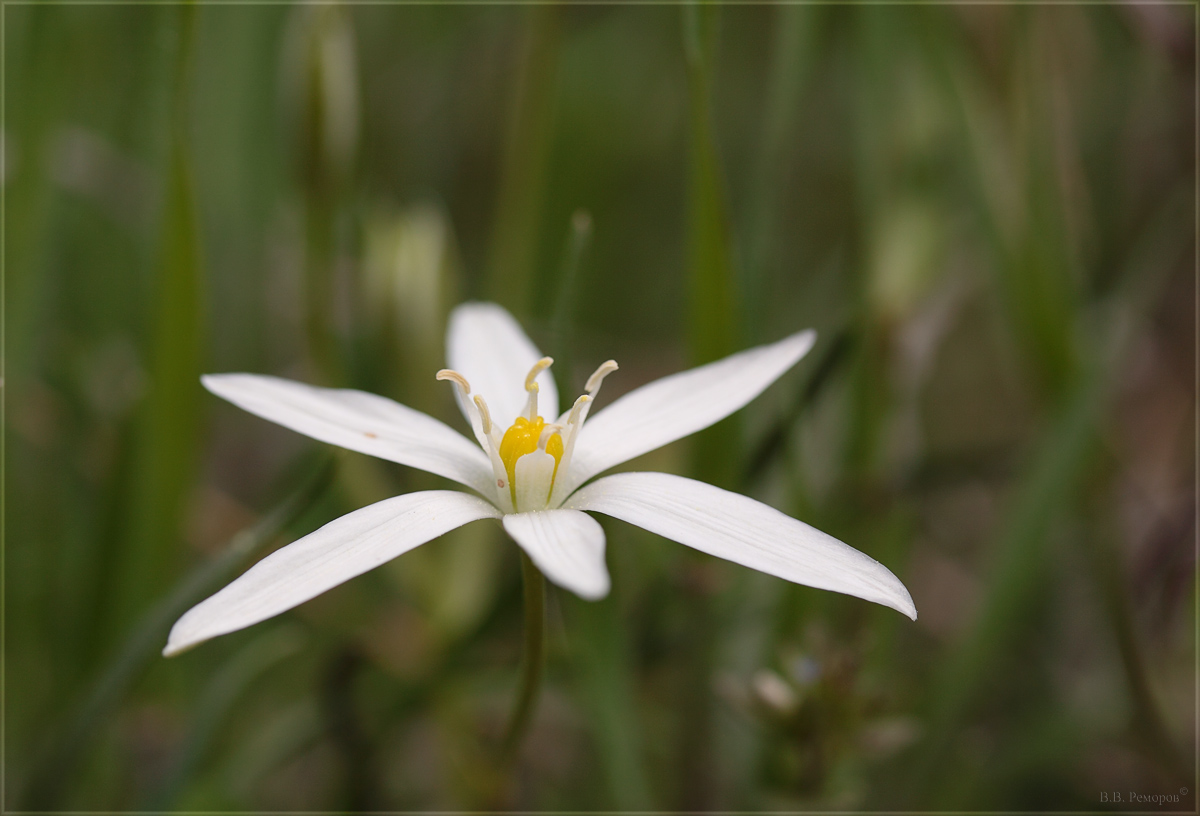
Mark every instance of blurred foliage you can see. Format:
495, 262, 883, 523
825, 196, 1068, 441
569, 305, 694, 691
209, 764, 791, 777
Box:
6, 3, 1195, 811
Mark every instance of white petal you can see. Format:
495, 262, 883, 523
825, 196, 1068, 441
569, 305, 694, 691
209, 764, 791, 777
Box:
563, 330, 816, 493
164, 491, 500, 655
203, 374, 494, 497
446, 302, 559, 428
566, 472, 916, 619
503, 509, 610, 600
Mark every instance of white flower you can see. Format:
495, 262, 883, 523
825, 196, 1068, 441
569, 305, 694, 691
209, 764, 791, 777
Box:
164, 303, 915, 656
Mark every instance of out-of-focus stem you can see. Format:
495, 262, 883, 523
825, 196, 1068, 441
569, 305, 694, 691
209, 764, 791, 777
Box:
745, 4, 818, 342
549, 209, 592, 390
295, 5, 359, 384
678, 4, 738, 808
486, 4, 561, 322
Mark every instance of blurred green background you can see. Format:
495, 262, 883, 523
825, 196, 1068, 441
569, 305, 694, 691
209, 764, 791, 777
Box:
7, 3, 1196, 811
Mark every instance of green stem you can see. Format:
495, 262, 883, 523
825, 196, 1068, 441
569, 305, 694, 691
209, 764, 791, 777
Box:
501, 552, 546, 760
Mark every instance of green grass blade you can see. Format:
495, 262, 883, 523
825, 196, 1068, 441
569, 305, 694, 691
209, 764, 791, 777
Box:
911, 190, 1192, 807
744, 5, 819, 341
485, 4, 561, 322
143, 627, 306, 809
682, 2, 737, 373
108, 5, 205, 639
548, 209, 591, 392
564, 591, 654, 809
677, 5, 741, 809
19, 455, 333, 808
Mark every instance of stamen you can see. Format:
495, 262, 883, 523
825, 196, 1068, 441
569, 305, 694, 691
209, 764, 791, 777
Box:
566, 394, 591, 427
522, 385, 538, 421
473, 395, 492, 434
437, 371, 511, 510
585, 360, 618, 394
435, 369, 471, 394
547, 397, 593, 510
520, 357, 553, 421
525, 357, 554, 391
546, 360, 612, 510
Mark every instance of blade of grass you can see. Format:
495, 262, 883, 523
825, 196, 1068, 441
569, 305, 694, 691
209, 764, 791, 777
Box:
682, 0, 740, 487
5, 5, 70, 388
678, 4, 740, 808
548, 209, 592, 392
19, 454, 333, 809
142, 626, 305, 809
320, 648, 378, 810
485, 3, 561, 323
295, 5, 359, 384
109, 3, 205, 640
744, 5, 819, 342
911, 189, 1192, 807
683, 2, 738, 376
917, 9, 1077, 403
563, 591, 654, 809
914, 356, 1100, 807
741, 327, 854, 488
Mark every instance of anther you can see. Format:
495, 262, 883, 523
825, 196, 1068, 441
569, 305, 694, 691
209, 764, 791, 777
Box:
436, 370, 471, 394
585, 360, 618, 394
473, 395, 493, 434
566, 394, 591, 426
525, 357, 554, 392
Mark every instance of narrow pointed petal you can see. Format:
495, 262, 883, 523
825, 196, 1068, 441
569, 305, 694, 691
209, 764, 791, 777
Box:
563, 330, 816, 492
503, 509, 610, 600
203, 374, 494, 496
446, 302, 559, 428
164, 491, 500, 656
566, 472, 916, 619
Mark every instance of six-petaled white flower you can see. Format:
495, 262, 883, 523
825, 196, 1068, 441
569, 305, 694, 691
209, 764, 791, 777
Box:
164, 303, 915, 656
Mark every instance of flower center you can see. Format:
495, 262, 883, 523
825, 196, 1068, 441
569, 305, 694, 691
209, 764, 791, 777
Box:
437, 356, 618, 513
499, 415, 563, 505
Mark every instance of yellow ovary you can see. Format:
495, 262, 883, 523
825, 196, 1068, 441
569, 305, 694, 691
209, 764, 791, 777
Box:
499, 416, 563, 504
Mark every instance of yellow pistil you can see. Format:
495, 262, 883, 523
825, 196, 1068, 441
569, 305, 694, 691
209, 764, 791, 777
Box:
499, 416, 563, 505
